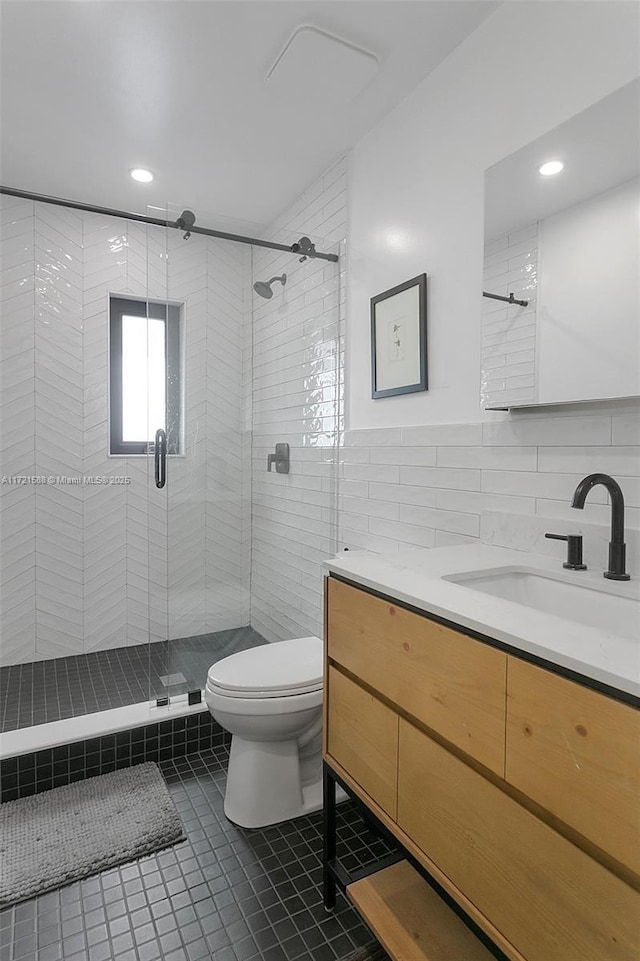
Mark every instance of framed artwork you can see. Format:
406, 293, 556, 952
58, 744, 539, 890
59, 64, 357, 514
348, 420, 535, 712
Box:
370, 273, 427, 398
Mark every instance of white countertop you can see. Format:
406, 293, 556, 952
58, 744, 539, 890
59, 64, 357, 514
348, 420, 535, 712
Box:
324, 545, 640, 700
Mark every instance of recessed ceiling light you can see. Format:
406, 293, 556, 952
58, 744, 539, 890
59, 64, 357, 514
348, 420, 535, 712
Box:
130, 168, 155, 183
539, 160, 564, 177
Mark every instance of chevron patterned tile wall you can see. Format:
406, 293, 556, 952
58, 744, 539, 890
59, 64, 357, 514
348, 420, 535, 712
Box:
35, 204, 85, 659
83, 213, 128, 654
0, 203, 251, 667
0, 197, 36, 665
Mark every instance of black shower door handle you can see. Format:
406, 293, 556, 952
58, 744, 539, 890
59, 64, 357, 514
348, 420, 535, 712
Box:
154, 429, 167, 489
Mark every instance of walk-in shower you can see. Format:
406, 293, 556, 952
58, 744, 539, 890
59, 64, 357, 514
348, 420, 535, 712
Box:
0, 185, 342, 763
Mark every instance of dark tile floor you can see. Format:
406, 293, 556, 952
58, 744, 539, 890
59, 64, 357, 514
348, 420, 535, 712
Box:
0, 629, 266, 734
0, 745, 390, 961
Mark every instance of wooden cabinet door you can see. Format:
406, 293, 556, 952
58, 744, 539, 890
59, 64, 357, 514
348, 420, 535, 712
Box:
397, 719, 639, 961
506, 657, 640, 876
327, 577, 507, 775
326, 666, 398, 819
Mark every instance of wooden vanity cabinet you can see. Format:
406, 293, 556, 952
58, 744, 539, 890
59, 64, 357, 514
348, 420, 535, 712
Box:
324, 575, 640, 961
327, 576, 507, 775
326, 666, 398, 819
506, 656, 640, 876
398, 720, 638, 961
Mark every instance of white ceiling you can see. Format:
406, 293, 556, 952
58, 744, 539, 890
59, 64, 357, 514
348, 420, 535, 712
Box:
0, 0, 498, 235
485, 78, 640, 242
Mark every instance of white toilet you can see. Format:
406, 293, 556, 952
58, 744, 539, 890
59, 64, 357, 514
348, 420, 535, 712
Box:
205, 636, 325, 828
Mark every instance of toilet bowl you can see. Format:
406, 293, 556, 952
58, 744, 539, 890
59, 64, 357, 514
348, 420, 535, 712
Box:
205, 636, 326, 828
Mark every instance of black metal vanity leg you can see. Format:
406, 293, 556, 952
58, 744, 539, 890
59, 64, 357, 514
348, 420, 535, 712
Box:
323, 762, 337, 910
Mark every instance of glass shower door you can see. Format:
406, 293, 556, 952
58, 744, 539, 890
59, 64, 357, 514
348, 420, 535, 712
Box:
148, 209, 342, 707
108, 243, 168, 710
157, 212, 255, 708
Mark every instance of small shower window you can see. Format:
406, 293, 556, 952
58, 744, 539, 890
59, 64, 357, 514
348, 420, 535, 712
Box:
109, 296, 182, 455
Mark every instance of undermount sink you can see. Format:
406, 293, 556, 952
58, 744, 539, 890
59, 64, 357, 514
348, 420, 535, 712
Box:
443, 567, 640, 641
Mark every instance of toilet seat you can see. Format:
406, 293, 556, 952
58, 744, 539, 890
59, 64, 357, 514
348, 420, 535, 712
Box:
206, 636, 323, 699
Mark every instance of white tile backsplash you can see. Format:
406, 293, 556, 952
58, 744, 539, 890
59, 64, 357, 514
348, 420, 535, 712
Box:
370, 446, 437, 467
482, 416, 612, 447
482, 510, 640, 576
537, 447, 640, 477
436, 446, 538, 471
612, 414, 640, 446
399, 467, 482, 491
401, 424, 483, 447
339, 402, 640, 575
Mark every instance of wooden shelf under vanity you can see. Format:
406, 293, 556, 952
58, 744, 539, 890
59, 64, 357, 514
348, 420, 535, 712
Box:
347, 860, 495, 961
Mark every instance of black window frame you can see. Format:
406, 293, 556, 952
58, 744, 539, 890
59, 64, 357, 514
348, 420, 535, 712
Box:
109, 296, 182, 456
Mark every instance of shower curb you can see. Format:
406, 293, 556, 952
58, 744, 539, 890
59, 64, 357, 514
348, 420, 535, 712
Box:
0, 710, 228, 803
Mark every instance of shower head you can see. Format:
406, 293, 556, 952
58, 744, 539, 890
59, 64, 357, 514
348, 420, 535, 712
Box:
253, 274, 287, 299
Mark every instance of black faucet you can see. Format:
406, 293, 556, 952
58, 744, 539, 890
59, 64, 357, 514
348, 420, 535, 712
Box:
571, 473, 630, 581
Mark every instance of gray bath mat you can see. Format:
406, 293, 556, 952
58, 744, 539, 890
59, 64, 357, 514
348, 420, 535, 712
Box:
0, 762, 184, 906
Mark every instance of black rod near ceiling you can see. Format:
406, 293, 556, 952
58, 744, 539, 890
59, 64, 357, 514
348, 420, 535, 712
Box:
0, 185, 340, 263
482, 290, 529, 307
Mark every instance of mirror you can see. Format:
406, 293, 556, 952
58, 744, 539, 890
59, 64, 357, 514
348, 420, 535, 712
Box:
481, 80, 640, 409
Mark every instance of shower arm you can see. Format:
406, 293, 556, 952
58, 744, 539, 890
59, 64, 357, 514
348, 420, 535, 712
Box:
0, 185, 340, 263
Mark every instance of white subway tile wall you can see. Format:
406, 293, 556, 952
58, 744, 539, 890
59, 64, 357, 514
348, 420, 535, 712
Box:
250, 157, 347, 642
0, 196, 251, 666
481, 223, 537, 408
339, 404, 640, 567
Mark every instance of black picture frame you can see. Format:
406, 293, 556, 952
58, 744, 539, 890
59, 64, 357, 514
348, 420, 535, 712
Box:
370, 273, 427, 398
